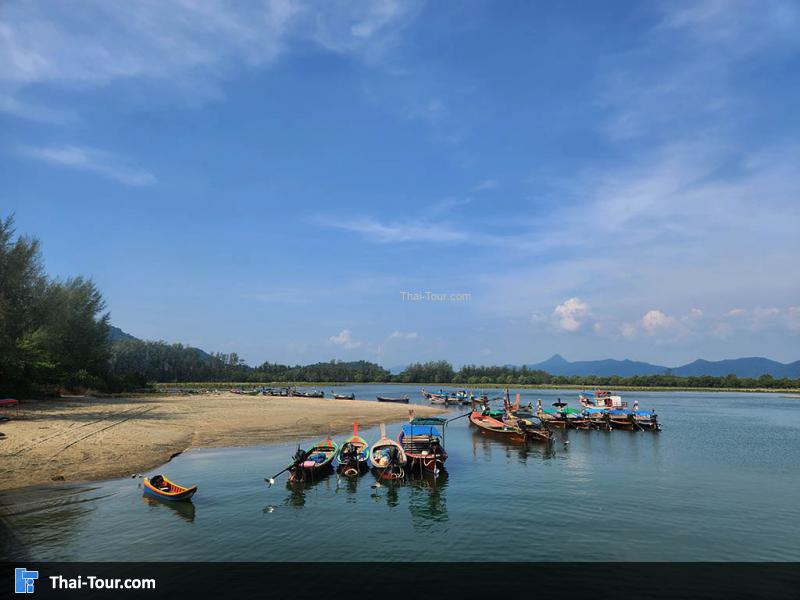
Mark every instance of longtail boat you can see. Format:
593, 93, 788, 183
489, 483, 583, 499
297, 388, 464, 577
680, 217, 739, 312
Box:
607, 409, 661, 431
503, 412, 553, 443
287, 439, 337, 482
370, 424, 407, 480
399, 417, 448, 474
143, 474, 197, 502
582, 407, 612, 430
376, 395, 410, 403
469, 410, 527, 440
336, 423, 370, 476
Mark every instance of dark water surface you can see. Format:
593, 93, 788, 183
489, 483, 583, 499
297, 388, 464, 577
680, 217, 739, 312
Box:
2, 387, 799, 561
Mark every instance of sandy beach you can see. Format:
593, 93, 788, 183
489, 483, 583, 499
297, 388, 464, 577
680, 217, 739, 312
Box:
0, 394, 444, 492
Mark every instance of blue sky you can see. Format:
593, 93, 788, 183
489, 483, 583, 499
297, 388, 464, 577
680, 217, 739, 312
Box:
2, 0, 799, 367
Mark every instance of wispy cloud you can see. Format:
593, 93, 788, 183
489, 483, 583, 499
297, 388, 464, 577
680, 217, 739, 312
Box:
599, 0, 800, 141
18, 144, 156, 186
320, 216, 469, 244
0, 93, 78, 124
0, 0, 424, 116
473, 179, 498, 192
388, 330, 418, 340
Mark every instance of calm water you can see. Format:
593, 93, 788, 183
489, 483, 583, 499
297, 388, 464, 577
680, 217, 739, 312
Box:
2, 387, 799, 561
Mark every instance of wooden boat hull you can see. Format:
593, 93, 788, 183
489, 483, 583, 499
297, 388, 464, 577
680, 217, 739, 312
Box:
335, 433, 370, 477
369, 439, 407, 480
143, 476, 197, 502
376, 396, 409, 403
288, 440, 337, 482
469, 411, 526, 440
333, 394, 355, 400
404, 452, 447, 473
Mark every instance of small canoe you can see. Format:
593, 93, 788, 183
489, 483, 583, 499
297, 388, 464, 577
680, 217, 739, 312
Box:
370, 424, 407, 480
143, 474, 197, 502
288, 439, 338, 482
336, 423, 370, 477
376, 395, 410, 403
333, 393, 356, 400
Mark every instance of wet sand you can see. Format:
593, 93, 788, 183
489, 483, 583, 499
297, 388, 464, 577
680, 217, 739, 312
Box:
0, 394, 444, 491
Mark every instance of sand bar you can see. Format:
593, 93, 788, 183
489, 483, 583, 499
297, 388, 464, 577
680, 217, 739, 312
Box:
0, 394, 445, 492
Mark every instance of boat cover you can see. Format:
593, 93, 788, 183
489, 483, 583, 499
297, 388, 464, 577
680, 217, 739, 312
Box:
402, 424, 441, 437
409, 417, 447, 426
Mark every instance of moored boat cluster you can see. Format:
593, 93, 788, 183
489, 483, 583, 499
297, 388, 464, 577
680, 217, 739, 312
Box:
143, 388, 659, 504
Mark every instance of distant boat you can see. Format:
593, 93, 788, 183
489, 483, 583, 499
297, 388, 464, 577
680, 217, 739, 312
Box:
332, 392, 356, 400
294, 389, 325, 398
370, 424, 406, 480
376, 395, 410, 403
579, 390, 627, 409
143, 474, 197, 502
336, 423, 369, 477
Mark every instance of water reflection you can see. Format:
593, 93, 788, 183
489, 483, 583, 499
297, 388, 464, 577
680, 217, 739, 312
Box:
470, 433, 556, 463
407, 471, 448, 530
334, 473, 361, 502
141, 496, 196, 523
282, 472, 335, 508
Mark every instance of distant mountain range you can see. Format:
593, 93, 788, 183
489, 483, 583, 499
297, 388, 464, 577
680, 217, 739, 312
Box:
523, 354, 800, 378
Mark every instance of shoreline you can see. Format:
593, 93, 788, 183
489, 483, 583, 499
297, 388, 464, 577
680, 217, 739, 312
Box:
0, 394, 445, 493
149, 382, 800, 394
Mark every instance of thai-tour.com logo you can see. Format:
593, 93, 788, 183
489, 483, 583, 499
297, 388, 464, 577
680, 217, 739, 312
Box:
14, 567, 156, 593
15, 568, 38, 594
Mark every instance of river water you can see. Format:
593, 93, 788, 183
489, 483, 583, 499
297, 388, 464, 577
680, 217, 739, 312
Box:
1, 387, 798, 561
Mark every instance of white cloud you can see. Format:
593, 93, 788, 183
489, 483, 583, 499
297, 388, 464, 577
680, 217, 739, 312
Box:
640, 309, 678, 334
552, 297, 590, 332
18, 144, 156, 186
328, 329, 361, 349
389, 330, 418, 340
